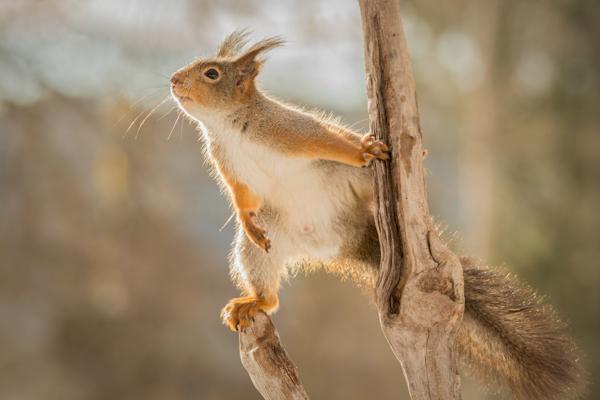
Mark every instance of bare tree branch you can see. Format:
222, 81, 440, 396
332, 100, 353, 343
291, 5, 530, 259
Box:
358, 0, 466, 398
239, 311, 310, 400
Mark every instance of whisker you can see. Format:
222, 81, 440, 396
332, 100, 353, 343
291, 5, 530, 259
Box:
124, 95, 170, 138
140, 71, 172, 80
130, 85, 171, 92
115, 91, 168, 126
347, 118, 369, 131
135, 96, 172, 138
180, 110, 184, 146
113, 94, 128, 104
156, 104, 178, 121
220, 212, 236, 232
168, 111, 182, 140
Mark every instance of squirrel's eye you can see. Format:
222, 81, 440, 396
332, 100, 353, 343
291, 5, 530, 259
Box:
204, 69, 219, 80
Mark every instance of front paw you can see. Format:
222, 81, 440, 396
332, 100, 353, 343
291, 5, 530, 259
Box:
360, 134, 390, 165
243, 219, 272, 253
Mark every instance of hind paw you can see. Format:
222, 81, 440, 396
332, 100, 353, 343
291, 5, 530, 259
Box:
221, 295, 278, 332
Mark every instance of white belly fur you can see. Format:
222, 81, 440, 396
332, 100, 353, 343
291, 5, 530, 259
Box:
202, 121, 345, 259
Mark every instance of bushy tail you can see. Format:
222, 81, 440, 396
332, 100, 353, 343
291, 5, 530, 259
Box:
459, 257, 586, 400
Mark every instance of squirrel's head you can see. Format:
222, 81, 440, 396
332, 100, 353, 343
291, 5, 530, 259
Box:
170, 30, 285, 118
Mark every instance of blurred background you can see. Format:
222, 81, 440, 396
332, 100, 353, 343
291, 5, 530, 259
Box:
0, 0, 598, 399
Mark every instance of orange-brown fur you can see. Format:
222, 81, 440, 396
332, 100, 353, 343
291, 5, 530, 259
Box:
168, 30, 586, 400
217, 167, 270, 252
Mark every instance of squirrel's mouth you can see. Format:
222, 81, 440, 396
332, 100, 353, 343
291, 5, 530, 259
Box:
171, 87, 193, 106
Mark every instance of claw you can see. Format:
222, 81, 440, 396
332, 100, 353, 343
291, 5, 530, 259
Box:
360, 133, 390, 165
241, 214, 272, 253
221, 295, 279, 332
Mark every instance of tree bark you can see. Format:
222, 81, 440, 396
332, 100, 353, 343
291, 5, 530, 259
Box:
239, 311, 310, 400
358, 1, 465, 399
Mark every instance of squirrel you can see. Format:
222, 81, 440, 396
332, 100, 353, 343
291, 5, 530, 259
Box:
168, 30, 585, 400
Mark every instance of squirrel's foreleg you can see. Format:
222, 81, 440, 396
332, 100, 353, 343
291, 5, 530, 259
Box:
297, 132, 389, 167
221, 171, 271, 253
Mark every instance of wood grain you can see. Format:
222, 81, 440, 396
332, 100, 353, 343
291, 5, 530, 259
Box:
358, 0, 466, 398
239, 311, 310, 400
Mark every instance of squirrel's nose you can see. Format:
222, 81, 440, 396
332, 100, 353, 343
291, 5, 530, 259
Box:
170, 73, 181, 85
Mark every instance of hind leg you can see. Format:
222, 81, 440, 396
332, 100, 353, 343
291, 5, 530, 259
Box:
221, 218, 295, 332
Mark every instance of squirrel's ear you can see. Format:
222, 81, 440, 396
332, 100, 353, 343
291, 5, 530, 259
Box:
234, 36, 286, 87
236, 53, 261, 78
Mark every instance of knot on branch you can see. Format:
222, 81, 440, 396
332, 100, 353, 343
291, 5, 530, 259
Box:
427, 230, 465, 306
419, 274, 456, 302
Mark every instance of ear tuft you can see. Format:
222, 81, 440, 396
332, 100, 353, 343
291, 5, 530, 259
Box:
235, 36, 286, 78
241, 36, 287, 62
216, 28, 252, 59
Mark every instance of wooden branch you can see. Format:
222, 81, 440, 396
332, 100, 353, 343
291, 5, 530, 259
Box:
358, 1, 465, 399
239, 311, 310, 400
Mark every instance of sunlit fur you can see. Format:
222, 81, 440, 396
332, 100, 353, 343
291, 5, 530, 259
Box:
169, 30, 585, 399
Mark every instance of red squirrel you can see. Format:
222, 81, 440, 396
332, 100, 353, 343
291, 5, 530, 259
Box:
169, 30, 585, 400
